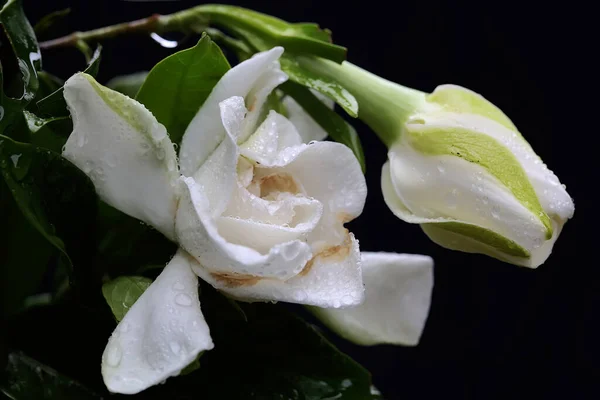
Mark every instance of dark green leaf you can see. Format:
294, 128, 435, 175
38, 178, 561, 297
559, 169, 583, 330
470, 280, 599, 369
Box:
0, 0, 41, 135
23, 111, 71, 152
0, 352, 102, 399
136, 34, 230, 144
105, 71, 148, 98
32, 8, 71, 38
96, 201, 176, 279
198, 4, 347, 62
101, 276, 152, 321
280, 56, 358, 117
0, 134, 97, 275
34, 71, 64, 100
145, 287, 372, 399
0, 178, 54, 316
179, 353, 202, 376
36, 46, 102, 118
281, 81, 365, 172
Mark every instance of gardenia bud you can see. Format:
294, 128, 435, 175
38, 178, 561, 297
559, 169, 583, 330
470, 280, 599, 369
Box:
300, 58, 574, 268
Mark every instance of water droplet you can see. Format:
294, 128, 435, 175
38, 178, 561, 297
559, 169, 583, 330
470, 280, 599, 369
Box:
293, 290, 307, 302
437, 164, 445, 174
155, 147, 166, 160
10, 153, 21, 168
172, 281, 185, 291
169, 341, 182, 355
332, 299, 341, 308
445, 189, 458, 209
83, 161, 93, 174
106, 344, 122, 367
175, 293, 192, 306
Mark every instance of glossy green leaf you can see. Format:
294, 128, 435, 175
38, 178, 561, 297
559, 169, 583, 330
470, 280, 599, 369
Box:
0, 134, 97, 274
143, 286, 372, 399
281, 81, 365, 172
96, 201, 177, 278
197, 4, 347, 62
0, 352, 102, 399
36, 46, 102, 118
0, 0, 41, 135
101, 276, 152, 321
23, 110, 71, 152
33, 8, 71, 38
34, 71, 64, 100
106, 71, 148, 98
280, 56, 358, 117
136, 34, 230, 144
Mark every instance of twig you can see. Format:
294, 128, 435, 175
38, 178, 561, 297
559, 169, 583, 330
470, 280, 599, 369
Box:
39, 7, 210, 50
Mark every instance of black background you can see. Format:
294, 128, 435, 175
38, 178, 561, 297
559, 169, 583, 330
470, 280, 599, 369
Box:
23, 0, 596, 399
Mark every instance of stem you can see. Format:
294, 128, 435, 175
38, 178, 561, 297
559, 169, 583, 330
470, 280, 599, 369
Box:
39, 7, 210, 50
298, 57, 427, 147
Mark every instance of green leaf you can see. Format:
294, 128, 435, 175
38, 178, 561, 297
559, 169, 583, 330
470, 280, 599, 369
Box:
105, 71, 148, 98
280, 56, 358, 117
145, 287, 372, 399
281, 81, 366, 172
23, 111, 72, 152
136, 34, 230, 144
35, 46, 102, 118
179, 353, 203, 376
196, 4, 347, 62
32, 8, 71, 38
96, 201, 176, 278
102, 276, 152, 321
0, 0, 41, 135
0, 352, 102, 399
0, 134, 97, 275
0, 178, 54, 316
34, 71, 64, 100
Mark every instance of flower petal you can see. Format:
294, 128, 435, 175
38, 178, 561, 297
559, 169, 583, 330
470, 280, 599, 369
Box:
101, 249, 213, 394
179, 47, 286, 177
270, 141, 367, 250
283, 90, 334, 143
240, 110, 303, 165
63, 72, 179, 240
189, 96, 243, 217
192, 233, 365, 308
310, 252, 434, 346
176, 176, 313, 280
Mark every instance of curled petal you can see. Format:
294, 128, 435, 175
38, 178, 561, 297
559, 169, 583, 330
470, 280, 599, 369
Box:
310, 252, 434, 346
269, 141, 367, 250
189, 96, 243, 217
240, 110, 303, 165
176, 176, 313, 280
193, 233, 364, 308
101, 250, 213, 394
179, 47, 286, 177
63, 73, 179, 239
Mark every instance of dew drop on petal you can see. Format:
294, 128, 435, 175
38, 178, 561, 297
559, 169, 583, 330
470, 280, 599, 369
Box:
172, 281, 185, 291
175, 293, 192, 306
169, 341, 181, 355
106, 344, 122, 367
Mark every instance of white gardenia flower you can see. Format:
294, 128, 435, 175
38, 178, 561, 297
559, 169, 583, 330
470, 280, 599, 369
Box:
298, 57, 575, 268
61, 47, 434, 394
